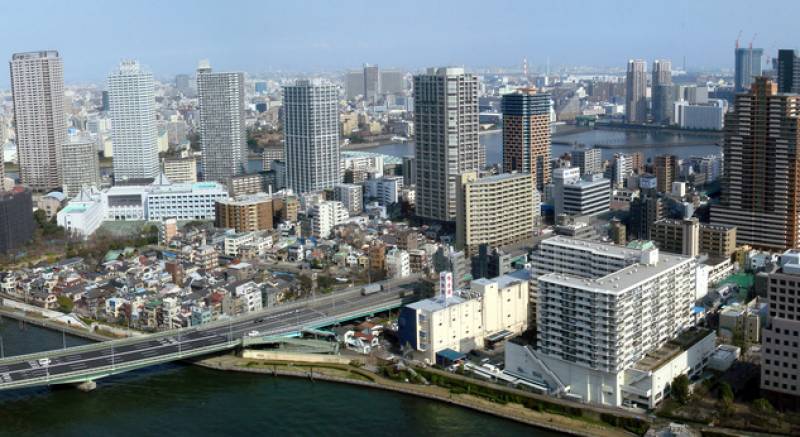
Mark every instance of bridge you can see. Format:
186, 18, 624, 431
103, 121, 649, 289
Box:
0, 278, 418, 391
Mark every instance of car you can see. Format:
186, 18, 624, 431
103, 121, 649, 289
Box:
38, 358, 51, 367
247, 331, 260, 337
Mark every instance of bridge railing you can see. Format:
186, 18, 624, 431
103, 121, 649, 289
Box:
0, 298, 406, 390
0, 340, 242, 391
0, 277, 418, 366
0, 284, 414, 366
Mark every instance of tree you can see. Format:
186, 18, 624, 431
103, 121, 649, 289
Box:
57, 295, 74, 313
752, 398, 774, 415
671, 374, 691, 405
298, 274, 313, 294
719, 381, 734, 412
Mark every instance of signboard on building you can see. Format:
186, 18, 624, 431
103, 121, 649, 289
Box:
439, 271, 453, 299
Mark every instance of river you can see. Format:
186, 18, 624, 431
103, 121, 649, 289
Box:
0, 317, 558, 436
351, 128, 722, 166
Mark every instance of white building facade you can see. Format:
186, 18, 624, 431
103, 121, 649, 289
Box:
283, 80, 340, 193
311, 200, 349, 239
513, 236, 699, 407
398, 274, 529, 363
108, 60, 160, 180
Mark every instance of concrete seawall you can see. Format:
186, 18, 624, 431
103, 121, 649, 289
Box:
194, 357, 627, 437
0, 308, 110, 342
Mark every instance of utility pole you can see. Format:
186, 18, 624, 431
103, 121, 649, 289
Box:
0, 335, 4, 359
62, 327, 66, 350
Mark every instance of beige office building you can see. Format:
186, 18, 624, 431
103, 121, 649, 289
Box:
650, 218, 737, 258
163, 157, 197, 183
456, 171, 538, 256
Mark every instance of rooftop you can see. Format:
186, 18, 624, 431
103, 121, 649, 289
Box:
633, 328, 713, 372
542, 236, 644, 260
407, 295, 466, 313
540, 250, 692, 295
469, 172, 532, 185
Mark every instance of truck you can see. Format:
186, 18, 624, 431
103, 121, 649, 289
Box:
361, 284, 382, 296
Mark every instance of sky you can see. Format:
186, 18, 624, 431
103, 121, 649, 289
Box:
0, 0, 797, 86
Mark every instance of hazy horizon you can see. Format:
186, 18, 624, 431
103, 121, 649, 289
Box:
1, 0, 797, 87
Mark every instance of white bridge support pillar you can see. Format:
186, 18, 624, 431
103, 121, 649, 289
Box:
75, 380, 97, 392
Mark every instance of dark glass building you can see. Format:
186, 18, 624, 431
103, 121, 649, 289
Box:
0, 187, 34, 254
777, 49, 800, 94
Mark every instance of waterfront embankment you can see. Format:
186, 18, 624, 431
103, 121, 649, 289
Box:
195, 353, 645, 437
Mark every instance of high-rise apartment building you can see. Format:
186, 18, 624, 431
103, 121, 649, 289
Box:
10, 51, 66, 192
456, 171, 538, 256
283, 79, 340, 194
413, 67, 481, 223
215, 193, 274, 232
711, 77, 800, 250
570, 148, 602, 175
734, 47, 764, 92
777, 49, 800, 94
61, 134, 101, 197
654, 154, 678, 193
761, 250, 800, 399
651, 59, 673, 123
311, 200, 349, 239
501, 87, 552, 191
108, 60, 160, 181
628, 194, 664, 240
196, 61, 247, 184
520, 236, 699, 407
625, 60, 647, 123
333, 183, 363, 215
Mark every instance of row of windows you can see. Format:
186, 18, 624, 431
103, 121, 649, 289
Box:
762, 380, 798, 392
764, 358, 799, 369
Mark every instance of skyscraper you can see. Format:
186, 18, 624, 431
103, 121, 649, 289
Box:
108, 60, 160, 181
734, 47, 764, 92
501, 87, 552, 191
413, 67, 481, 223
344, 71, 364, 100
625, 60, 647, 123
777, 49, 800, 94
651, 59, 673, 123
283, 79, 340, 193
196, 60, 247, 184
380, 70, 406, 95
711, 77, 800, 250
10, 51, 66, 192
363, 64, 381, 104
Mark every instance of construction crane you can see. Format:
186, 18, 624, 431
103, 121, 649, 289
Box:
749, 33, 758, 49
735, 30, 742, 49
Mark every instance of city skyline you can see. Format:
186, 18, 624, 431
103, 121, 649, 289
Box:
1, 0, 798, 87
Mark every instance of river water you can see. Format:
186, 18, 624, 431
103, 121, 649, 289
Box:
0, 317, 556, 436
356, 128, 722, 166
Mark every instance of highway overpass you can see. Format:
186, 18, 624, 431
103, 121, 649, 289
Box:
0, 277, 418, 391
